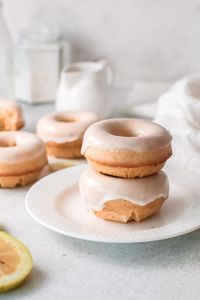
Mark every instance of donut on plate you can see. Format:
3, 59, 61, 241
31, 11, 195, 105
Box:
81, 118, 172, 178
37, 111, 99, 159
79, 167, 169, 223
0, 131, 47, 188
0, 98, 24, 131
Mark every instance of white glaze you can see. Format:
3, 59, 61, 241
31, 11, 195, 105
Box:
81, 118, 172, 154
37, 111, 99, 143
79, 167, 169, 211
0, 131, 46, 163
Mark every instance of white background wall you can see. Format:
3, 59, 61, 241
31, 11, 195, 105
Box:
3, 0, 200, 86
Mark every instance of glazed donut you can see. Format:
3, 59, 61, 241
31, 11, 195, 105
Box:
81, 118, 172, 178
37, 111, 99, 158
79, 168, 169, 223
0, 131, 47, 188
0, 98, 24, 131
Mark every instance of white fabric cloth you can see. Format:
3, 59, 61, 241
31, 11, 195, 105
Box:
155, 73, 200, 173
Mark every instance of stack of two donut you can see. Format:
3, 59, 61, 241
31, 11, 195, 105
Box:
79, 118, 172, 223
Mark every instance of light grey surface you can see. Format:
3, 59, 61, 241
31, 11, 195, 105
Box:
1, 102, 200, 300
21, 102, 54, 132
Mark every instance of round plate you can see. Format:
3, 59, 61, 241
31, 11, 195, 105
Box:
25, 164, 200, 243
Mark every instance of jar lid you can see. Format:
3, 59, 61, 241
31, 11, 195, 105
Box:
17, 26, 61, 48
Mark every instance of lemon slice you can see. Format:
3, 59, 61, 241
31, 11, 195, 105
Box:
0, 231, 33, 293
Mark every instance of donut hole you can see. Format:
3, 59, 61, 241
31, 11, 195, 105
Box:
106, 124, 137, 137
0, 139, 16, 147
55, 116, 77, 123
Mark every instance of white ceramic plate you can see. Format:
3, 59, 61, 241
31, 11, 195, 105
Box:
25, 164, 200, 243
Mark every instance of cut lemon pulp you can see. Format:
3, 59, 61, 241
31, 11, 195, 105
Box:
0, 231, 33, 293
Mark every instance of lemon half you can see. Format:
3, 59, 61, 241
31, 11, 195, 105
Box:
0, 231, 33, 293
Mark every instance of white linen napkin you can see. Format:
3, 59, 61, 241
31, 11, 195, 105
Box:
155, 73, 200, 173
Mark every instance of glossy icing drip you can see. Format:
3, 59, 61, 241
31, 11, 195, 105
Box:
79, 167, 169, 210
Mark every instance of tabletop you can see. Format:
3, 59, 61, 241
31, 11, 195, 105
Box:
1, 100, 200, 300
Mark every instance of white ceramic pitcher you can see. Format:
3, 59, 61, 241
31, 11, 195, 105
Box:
55, 60, 113, 117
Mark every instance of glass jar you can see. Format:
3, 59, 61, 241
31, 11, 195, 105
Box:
14, 26, 70, 104
0, 1, 13, 98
